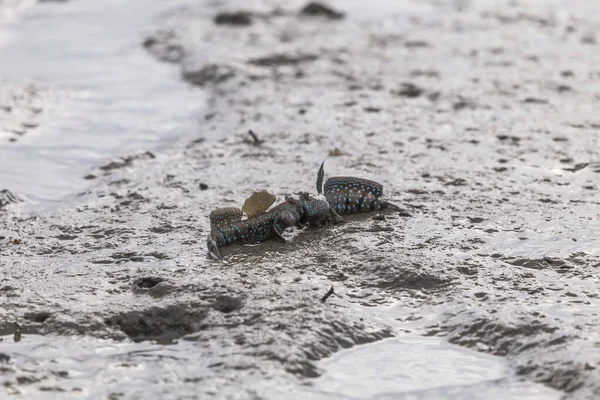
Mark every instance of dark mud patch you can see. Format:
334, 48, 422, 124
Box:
287, 325, 393, 378
131, 277, 184, 298
504, 257, 567, 271
23, 311, 52, 324
0, 189, 20, 209
393, 82, 425, 98
110, 252, 146, 263
211, 295, 244, 314
182, 64, 236, 87
447, 316, 560, 356
516, 361, 587, 393
214, 11, 253, 26
105, 304, 208, 343
372, 267, 452, 292
142, 30, 184, 63
97, 151, 155, 172
299, 2, 344, 20
442, 289, 600, 395
248, 53, 318, 67
0, 81, 45, 143
133, 276, 164, 289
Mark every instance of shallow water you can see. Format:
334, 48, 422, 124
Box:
291, 303, 563, 399
308, 337, 561, 400
0, 0, 201, 206
0, 333, 560, 400
0, 334, 212, 399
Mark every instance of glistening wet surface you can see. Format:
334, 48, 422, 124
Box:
0, 0, 201, 206
1, 0, 600, 398
0, 334, 560, 400
308, 337, 560, 400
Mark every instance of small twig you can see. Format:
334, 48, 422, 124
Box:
247, 130, 262, 146
14, 322, 21, 342
320, 286, 335, 303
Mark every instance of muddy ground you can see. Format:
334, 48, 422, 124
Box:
1, 0, 600, 398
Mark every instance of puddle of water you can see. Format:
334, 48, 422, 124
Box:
314, 337, 507, 397
274, 302, 563, 400
306, 337, 561, 400
256, 335, 562, 400
0, 334, 560, 400
0, 0, 202, 207
0, 334, 212, 399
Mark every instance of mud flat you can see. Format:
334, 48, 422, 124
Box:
1, 0, 600, 398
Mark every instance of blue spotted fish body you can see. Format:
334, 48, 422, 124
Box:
299, 192, 343, 226
324, 176, 386, 214
207, 160, 397, 259
316, 160, 396, 215
207, 193, 342, 259
210, 199, 304, 248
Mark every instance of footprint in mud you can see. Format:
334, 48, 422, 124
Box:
104, 304, 209, 343
131, 277, 178, 298
134, 276, 164, 289
105, 295, 244, 342
211, 295, 244, 314
24, 312, 52, 324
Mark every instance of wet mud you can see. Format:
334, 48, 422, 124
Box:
0, 80, 45, 143
1, 0, 600, 398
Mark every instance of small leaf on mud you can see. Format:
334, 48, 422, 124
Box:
328, 148, 345, 156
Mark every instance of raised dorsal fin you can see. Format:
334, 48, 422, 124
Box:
316, 159, 326, 195
209, 207, 243, 230
242, 190, 276, 218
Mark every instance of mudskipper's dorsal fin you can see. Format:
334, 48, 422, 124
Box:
317, 159, 326, 195
242, 190, 276, 218
209, 207, 243, 230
